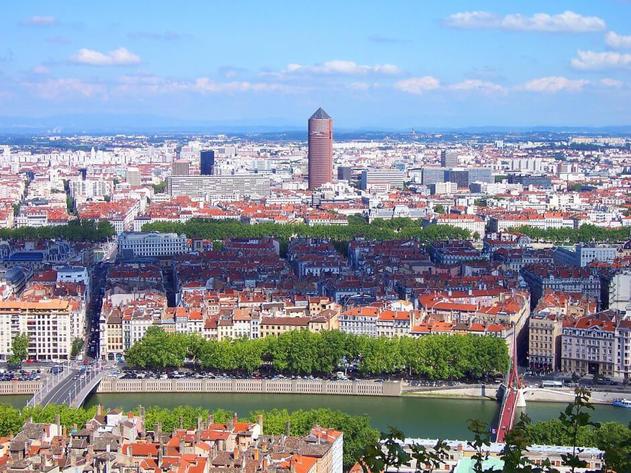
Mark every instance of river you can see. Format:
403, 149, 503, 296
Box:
5, 392, 631, 439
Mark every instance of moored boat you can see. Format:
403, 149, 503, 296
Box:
612, 398, 631, 408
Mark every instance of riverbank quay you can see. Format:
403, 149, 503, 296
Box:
96, 376, 403, 396
0, 381, 41, 395
5, 377, 631, 406
405, 384, 631, 405
403, 383, 502, 400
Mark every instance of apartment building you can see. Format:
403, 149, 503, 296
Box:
259, 313, 337, 338
338, 306, 378, 336
0, 299, 84, 361
376, 310, 414, 337
430, 214, 486, 238
528, 291, 597, 372
553, 244, 619, 267
521, 264, 602, 308
118, 231, 190, 258
561, 311, 618, 378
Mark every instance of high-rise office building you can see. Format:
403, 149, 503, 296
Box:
360, 169, 406, 191
445, 168, 493, 189
421, 167, 447, 186
167, 175, 271, 200
440, 150, 459, 168
337, 166, 352, 181
200, 150, 215, 176
172, 160, 190, 176
308, 108, 333, 190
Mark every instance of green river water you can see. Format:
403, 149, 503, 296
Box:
4, 393, 631, 439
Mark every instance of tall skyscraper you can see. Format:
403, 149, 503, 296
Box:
200, 150, 215, 176
440, 150, 459, 168
308, 108, 333, 190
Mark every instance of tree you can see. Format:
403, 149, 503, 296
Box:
66, 195, 76, 214
0, 405, 23, 436
140, 218, 470, 244
433, 204, 445, 214
152, 181, 167, 193
500, 413, 537, 473
559, 388, 598, 473
71, 338, 84, 358
126, 329, 508, 381
0, 220, 115, 242
9, 333, 29, 365
467, 419, 493, 473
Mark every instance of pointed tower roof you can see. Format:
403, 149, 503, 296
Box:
310, 108, 331, 120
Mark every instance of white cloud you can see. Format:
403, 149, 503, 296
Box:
449, 79, 506, 94
520, 76, 588, 93
394, 76, 440, 94
605, 31, 631, 49
29, 78, 106, 99
571, 50, 631, 70
284, 60, 400, 75
600, 78, 624, 88
71, 47, 141, 66
444, 11, 498, 29
24, 16, 56, 26
445, 10, 605, 33
193, 78, 294, 93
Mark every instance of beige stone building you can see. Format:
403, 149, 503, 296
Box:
528, 291, 597, 372
561, 311, 617, 377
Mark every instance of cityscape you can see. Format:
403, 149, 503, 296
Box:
1, 1, 631, 472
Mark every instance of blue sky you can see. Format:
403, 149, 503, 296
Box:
1, 0, 631, 129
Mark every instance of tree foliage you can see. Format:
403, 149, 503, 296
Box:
0, 219, 115, 242
142, 218, 470, 243
9, 333, 29, 365
71, 338, 84, 358
512, 224, 631, 244
125, 328, 509, 380
152, 181, 167, 193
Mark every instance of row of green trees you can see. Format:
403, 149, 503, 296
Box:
512, 224, 631, 244
142, 217, 471, 242
0, 404, 376, 470
0, 219, 115, 242
125, 328, 509, 380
